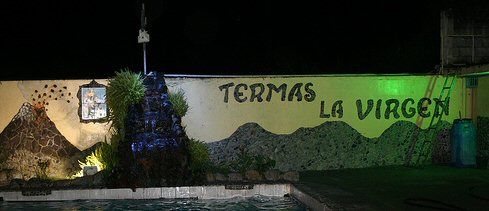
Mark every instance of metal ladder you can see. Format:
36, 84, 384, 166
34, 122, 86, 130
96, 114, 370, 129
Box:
405, 75, 456, 166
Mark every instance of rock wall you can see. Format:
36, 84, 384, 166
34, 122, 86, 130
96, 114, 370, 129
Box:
116, 73, 191, 187
208, 121, 452, 171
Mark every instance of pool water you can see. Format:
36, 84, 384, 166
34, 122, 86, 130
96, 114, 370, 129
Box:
0, 195, 306, 210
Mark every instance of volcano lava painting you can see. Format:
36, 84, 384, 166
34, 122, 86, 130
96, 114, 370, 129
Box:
0, 103, 81, 180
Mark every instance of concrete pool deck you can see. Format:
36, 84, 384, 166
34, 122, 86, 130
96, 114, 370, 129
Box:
299, 165, 489, 210
292, 183, 373, 210
2, 166, 488, 210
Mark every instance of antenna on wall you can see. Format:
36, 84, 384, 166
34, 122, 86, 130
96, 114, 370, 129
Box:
138, 2, 150, 75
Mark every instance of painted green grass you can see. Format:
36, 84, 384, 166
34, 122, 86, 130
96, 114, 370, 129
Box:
300, 165, 489, 210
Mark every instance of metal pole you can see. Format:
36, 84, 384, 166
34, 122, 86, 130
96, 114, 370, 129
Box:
141, 2, 147, 75
143, 43, 147, 75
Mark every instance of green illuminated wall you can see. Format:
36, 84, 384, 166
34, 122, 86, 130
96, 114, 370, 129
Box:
0, 74, 467, 171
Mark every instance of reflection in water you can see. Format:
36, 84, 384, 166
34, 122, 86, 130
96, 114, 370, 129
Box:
0, 195, 306, 211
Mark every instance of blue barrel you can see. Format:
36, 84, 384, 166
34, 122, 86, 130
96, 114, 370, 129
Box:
451, 119, 477, 167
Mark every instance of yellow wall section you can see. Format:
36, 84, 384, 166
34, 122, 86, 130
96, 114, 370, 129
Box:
167, 75, 463, 142
0, 81, 27, 131
0, 75, 465, 149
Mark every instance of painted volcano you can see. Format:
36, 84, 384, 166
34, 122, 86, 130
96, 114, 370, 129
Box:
0, 103, 81, 180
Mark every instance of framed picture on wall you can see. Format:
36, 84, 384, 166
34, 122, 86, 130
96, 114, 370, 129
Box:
78, 80, 109, 123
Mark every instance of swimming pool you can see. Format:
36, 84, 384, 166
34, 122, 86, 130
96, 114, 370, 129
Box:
0, 195, 306, 210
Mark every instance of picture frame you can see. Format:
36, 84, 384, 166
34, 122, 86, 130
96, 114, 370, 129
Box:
77, 80, 109, 123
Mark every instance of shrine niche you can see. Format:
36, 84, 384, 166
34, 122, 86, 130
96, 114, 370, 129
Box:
78, 80, 108, 123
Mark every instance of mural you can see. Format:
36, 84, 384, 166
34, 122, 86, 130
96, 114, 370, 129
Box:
0, 75, 477, 173
0, 80, 112, 182
0, 80, 113, 150
0, 103, 82, 180
219, 82, 450, 120
28, 83, 74, 112
218, 82, 316, 103
164, 76, 465, 142
208, 120, 451, 171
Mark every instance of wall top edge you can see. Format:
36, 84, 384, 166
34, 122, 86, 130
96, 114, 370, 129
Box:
163, 73, 441, 78
0, 79, 109, 82
0, 73, 447, 82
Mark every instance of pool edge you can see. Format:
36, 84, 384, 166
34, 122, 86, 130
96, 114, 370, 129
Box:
0, 183, 330, 211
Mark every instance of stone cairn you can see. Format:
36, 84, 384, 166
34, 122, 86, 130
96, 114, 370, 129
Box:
116, 72, 191, 187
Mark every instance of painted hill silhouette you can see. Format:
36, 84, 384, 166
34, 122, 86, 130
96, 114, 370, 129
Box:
208, 121, 451, 171
0, 103, 81, 180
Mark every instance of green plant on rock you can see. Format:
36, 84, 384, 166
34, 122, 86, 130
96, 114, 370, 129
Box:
188, 139, 211, 179
230, 149, 276, 175
107, 130, 123, 152
96, 140, 119, 174
72, 151, 103, 178
253, 154, 276, 173
209, 164, 231, 175
72, 139, 118, 178
107, 69, 146, 143
232, 151, 255, 175
168, 88, 189, 117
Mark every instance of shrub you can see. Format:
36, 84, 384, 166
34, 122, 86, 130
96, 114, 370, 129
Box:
73, 151, 103, 178
253, 154, 276, 173
107, 130, 123, 151
72, 140, 118, 178
229, 150, 276, 175
209, 164, 231, 175
232, 151, 255, 175
188, 139, 211, 177
106, 69, 146, 143
96, 140, 118, 174
168, 89, 189, 117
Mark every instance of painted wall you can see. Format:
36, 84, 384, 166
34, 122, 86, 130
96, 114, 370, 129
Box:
0, 80, 111, 150
167, 75, 464, 142
0, 75, 465, 150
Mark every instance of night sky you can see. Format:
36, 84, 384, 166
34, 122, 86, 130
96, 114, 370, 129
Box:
0, 1, 481, 80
